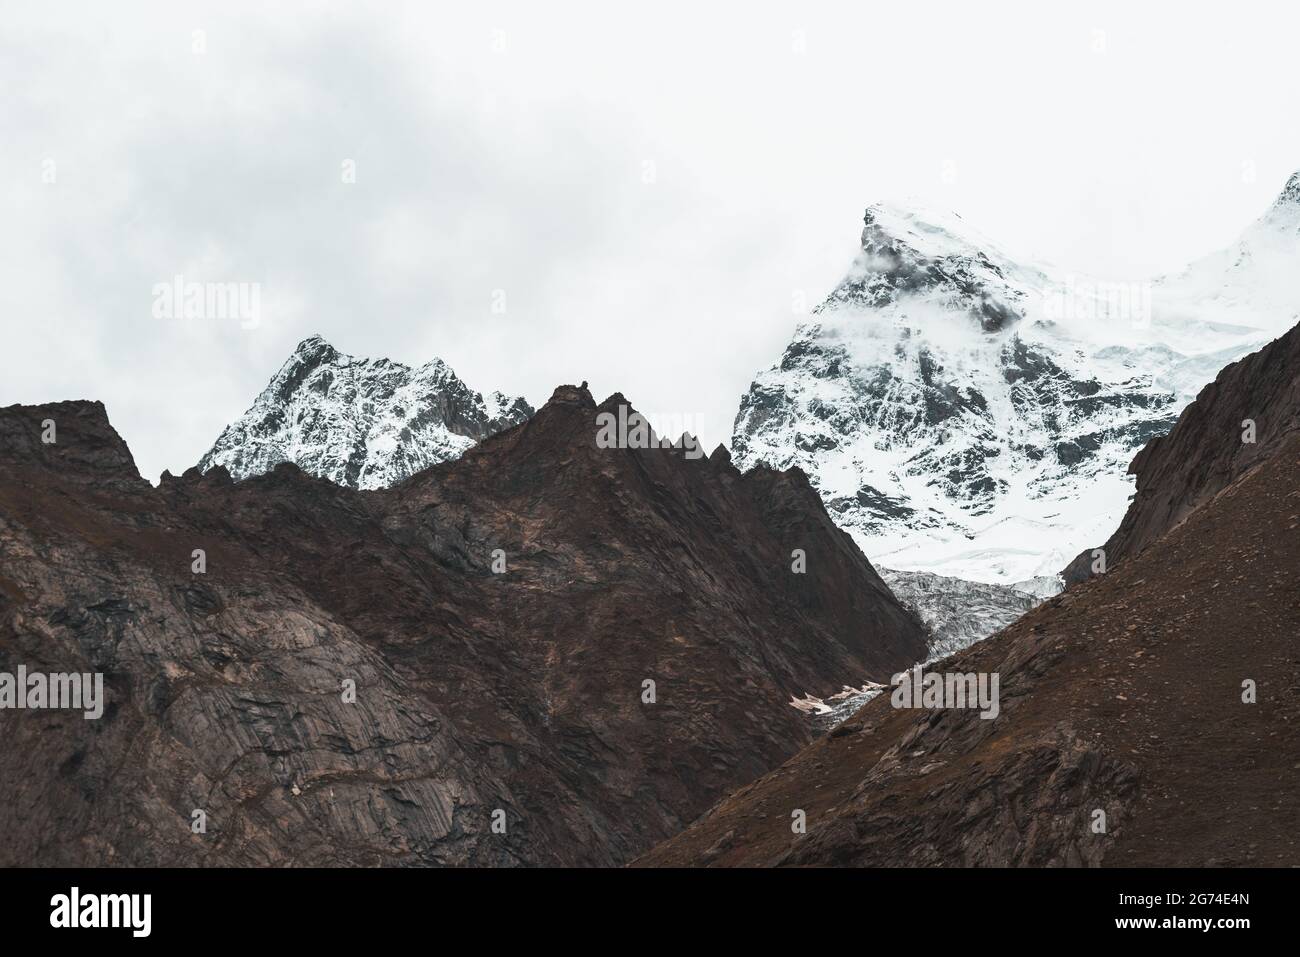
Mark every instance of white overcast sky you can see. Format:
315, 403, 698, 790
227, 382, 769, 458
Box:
3, 0, 1300, 481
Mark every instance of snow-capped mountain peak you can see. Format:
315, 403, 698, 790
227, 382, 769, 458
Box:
734, 172, 1300, 588
1155, 169, 1300, 346
1269, 169, 1300, 214
199, 335, 533, 489
819, 200, 1044, 333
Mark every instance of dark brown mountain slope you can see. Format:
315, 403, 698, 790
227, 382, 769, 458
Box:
0, 386, 925, 866
637, 430, 1300, 867
1064, 321, 1300, 584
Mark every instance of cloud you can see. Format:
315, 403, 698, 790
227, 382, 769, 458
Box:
3, 1, 1300, 480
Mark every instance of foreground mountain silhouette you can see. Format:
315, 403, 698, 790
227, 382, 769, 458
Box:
0, 385, 925, 866
637, 325, 1300, 867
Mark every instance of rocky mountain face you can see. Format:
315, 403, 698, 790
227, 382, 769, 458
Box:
1064, 318, 1300, 583
732, 174, 1300, 592
638, 332, 1300, 867
199, 335, 533, 489
0, 387, 925, 867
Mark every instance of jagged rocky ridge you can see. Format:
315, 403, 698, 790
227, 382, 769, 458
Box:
733, 173, 1300, 590
200, 335, 533, 489
0, 387, 926, 866
637, 328, 1300, 867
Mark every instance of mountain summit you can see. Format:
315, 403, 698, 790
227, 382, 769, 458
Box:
1270, 169, 1300, 212
732, 173, 1300, 589
199, 336, 532, 488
